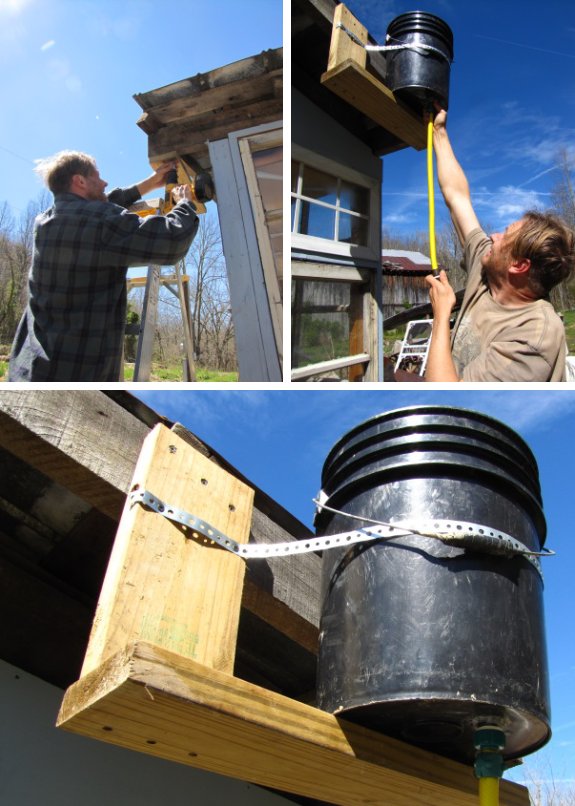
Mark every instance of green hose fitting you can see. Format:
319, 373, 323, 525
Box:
474, 726, 505, 779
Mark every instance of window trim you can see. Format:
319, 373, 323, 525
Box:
291, 146, 380, 261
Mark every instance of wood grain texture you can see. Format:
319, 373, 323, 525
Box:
81, 424, 254, 677
59, 641, 529, 806
0, 391, 148, 520
321, 60, 427, 150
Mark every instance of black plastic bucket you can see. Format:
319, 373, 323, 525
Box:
316, 406, 550, 763
385, 11, 454, 111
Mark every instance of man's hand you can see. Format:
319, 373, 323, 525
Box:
432, 105, 447, 133
171, 184, 192, 204
425, 269, 456, 322
136, 161, 177, 197
424, 269, 460, 382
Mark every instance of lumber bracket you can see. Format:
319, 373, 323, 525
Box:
320, 4, 426, 151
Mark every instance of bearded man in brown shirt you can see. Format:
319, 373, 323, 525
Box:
424, 108, 574, 383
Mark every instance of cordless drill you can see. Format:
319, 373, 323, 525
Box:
164, 165, 215, 215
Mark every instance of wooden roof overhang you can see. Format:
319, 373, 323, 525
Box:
133, 47, 282, 173
292, 0, 426, 156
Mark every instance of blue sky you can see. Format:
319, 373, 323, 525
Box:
0, 0, 282, 220
135, 388, 575, 793
341, 0, 575, 238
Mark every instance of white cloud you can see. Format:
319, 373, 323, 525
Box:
472, 184, 552, 227
40, 39, 55, 51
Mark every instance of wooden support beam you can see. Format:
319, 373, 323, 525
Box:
320, 4, 426, 151
81, 424, 254, 677
0, 391, 148, 521
327, 3, 368, 71
58, 641, 529, 806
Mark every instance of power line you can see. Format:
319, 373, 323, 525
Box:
0, 144, 35, 165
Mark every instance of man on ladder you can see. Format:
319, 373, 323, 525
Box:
8, 153, 199, 382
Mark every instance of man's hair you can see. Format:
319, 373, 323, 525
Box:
509, 210, 575, 298
34, 151, 97, 195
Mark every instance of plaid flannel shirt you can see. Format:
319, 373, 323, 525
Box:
8, 186, 198, 381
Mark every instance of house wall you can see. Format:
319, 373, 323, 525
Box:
0, 659, 294, 806
292, 90, 382, 185
209, 124, 283, 382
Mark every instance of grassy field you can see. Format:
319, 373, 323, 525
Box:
0, 360, 238, 383
562, 310, 575, 353
122, 363, 238, 382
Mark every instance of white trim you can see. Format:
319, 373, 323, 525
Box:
291, 145, 380, 261
291, 353, 370, 380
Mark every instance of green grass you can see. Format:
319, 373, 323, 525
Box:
123, 363, 237, 382
562, 310, 575, 354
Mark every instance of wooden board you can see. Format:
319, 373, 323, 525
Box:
81, 424, 254, 677
58, 641, 530, 806
0, 391, 148, 520
320, 4, 426, 151
321, 60, 426, 151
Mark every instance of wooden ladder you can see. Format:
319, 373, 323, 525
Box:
126, 262, 196, 381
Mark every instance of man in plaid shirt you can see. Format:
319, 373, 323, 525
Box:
8, 151, 199, 381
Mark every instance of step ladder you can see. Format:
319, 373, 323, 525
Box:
395, 319, 433, 377
125, 261, 196, 381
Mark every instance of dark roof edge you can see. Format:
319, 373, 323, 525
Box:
103, 391, 312, 538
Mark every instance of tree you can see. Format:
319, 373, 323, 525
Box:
0, 193, 51, 348
127, 214, 237, 373
551, 149, 575, 232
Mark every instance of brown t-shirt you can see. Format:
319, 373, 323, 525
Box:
451, 229, 566, 382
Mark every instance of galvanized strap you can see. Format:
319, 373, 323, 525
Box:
335, 22, 453, 63
128, 489, 546, 577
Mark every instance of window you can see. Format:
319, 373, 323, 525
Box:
292, 162, 370, 247
291, 276, 369, 381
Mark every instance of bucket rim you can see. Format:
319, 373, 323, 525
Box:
322, 405, 539, 475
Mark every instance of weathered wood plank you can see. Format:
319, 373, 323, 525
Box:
58, 641, 530, 806
141, 72, 282, 127
146, 98, 282, 161
81, 425, 253, 677
134, 49, 283, 111
0, 391, 148, 520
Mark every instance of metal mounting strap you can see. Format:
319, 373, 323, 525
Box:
128, 489, 546, 578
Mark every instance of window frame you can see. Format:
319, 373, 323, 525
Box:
291, 146, 380, 261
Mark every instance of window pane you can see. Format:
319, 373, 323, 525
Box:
300, 201, 335, 240
338, 213, 368, 246
252, 146, 282, 213
291, 279, 365, 380
301, 165, 337, 205
250, 144, 282, 288
340, 180, 369, 214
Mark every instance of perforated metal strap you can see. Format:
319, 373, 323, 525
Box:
335, 22, 453, 63
128, 489, 545, 578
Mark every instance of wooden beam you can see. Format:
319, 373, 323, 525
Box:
321, 60, 426, 151
0, 392, 321, 643
58, 641, 529, 806
81, 424, 254, 677
0, 391, 148, 521
320, 4, 426, 151
327, 3, 368, 72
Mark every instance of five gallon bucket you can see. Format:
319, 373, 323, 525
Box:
385, 11, 454, 111
315, 406, 550, 763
